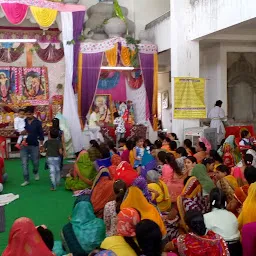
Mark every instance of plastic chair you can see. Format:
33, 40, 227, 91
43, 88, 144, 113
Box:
0, 136, 8, 159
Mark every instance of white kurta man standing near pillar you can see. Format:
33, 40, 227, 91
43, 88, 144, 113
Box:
208, 100, 226, 146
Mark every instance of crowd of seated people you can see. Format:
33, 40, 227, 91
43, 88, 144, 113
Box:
2, 131, 256, 256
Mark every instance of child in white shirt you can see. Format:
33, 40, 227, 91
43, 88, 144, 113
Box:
113, 112, 126, 148
14, 109, 27, 150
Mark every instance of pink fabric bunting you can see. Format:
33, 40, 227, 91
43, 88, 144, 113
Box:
1, 3, 28, 25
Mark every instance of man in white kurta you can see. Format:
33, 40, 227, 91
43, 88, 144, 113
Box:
208, 100, 225, 146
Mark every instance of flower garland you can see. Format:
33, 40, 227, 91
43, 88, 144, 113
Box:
127, 70, 143, 89
98, 72, 120, 90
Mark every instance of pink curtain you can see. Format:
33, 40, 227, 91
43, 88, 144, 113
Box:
34, 43, 64, 63
1, 3, 28, 25
0, 43, 24, 63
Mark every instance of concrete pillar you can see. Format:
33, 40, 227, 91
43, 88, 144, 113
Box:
170, 0, 200, 141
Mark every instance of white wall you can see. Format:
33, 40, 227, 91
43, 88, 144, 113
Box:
134, 0, 170, 38
189, 0, 256, 40
146, 16, 171, 52
200, 42, 256, 117
158, 72, 172, 132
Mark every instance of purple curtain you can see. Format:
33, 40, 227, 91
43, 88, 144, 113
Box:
139, 53, 154, 124
34, 43, 64, 63
81, 52, 103, 123
0, 43, 24, 63
72, 11, 85, 88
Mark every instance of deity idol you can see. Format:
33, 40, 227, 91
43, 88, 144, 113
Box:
0, 72, 9, 102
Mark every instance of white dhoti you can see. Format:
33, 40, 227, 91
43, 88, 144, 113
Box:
208, 106, 226, 145
88, 126, 104, 143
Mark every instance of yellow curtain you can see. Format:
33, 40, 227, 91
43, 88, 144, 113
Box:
105, 44, 118, 67
77, 52, 83, 129
153, 53, 159, 131
30, 6, 58, 28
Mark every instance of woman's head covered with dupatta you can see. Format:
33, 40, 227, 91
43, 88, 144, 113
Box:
114, 161, 138, 186
3, 217, 54, 256
121, 186, 166, 236
238, 182, 256, 228
191, 164, 215, 194
91, 168, 115, 218
117, 208, 141, 237
62, 201, 106, 254
132, 176, 152, 202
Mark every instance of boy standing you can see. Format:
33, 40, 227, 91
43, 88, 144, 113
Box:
44, 128, 63, 191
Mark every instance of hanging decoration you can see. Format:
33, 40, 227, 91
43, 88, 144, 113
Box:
98, 72, 120, 90
1, 3, 28, 25
127, 70, 143, 89
34, 43, 64, 63
30, 6, 58, 28
105, 43, 118, 67
0, 43, 25, 63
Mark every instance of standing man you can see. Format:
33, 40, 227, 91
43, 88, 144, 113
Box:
20, 106, 44, 186
208, 100, 226, 147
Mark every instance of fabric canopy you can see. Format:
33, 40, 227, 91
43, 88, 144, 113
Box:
30, 6, 58, 28
1, 3, 28, 25
0, 0, 86, 27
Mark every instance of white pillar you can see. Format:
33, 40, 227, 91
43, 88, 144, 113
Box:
170, 0, 200, 141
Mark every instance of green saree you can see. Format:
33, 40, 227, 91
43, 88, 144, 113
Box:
65, 150, 97, 191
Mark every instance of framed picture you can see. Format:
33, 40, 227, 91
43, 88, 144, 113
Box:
92, 94, 113, 124
162, 91, 169, 109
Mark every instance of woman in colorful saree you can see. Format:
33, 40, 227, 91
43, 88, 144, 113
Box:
177, 176, 208, 232
231, 153, 253, 186
238, 182, 256, 229
215, 165, 238, 203
241, 222, 256, 256
146, 169, 171, 212
113, 161, 138, 186
65, 150, 97, 191
121, 186, 167, 237
91, 168, 115, 218
108, 154, 122, 178
227, 166, 256, 216
101, 208, 141, 256
164, 210, 230, 256
2, 217, 54, 256
191, 164, 215, 196
61, 201, 106, 255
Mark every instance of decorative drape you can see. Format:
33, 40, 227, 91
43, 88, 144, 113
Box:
127, 70, 143, 89
97, 72, 126, 101
1, 3, 28, 25
0, 43, 24, 63
78, 52, 103, 124
72, 11, 85, 88
30, 6, 58, 28
105, 43, 118, 67
139, 53, 154, 126
98, 72, 120, 90
61, 11, 83, 153
34, 43, 64, 63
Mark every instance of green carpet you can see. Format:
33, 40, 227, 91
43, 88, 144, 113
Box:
0, 159, 75, 253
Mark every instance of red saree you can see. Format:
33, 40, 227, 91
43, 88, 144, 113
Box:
2, 217, 54, 256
